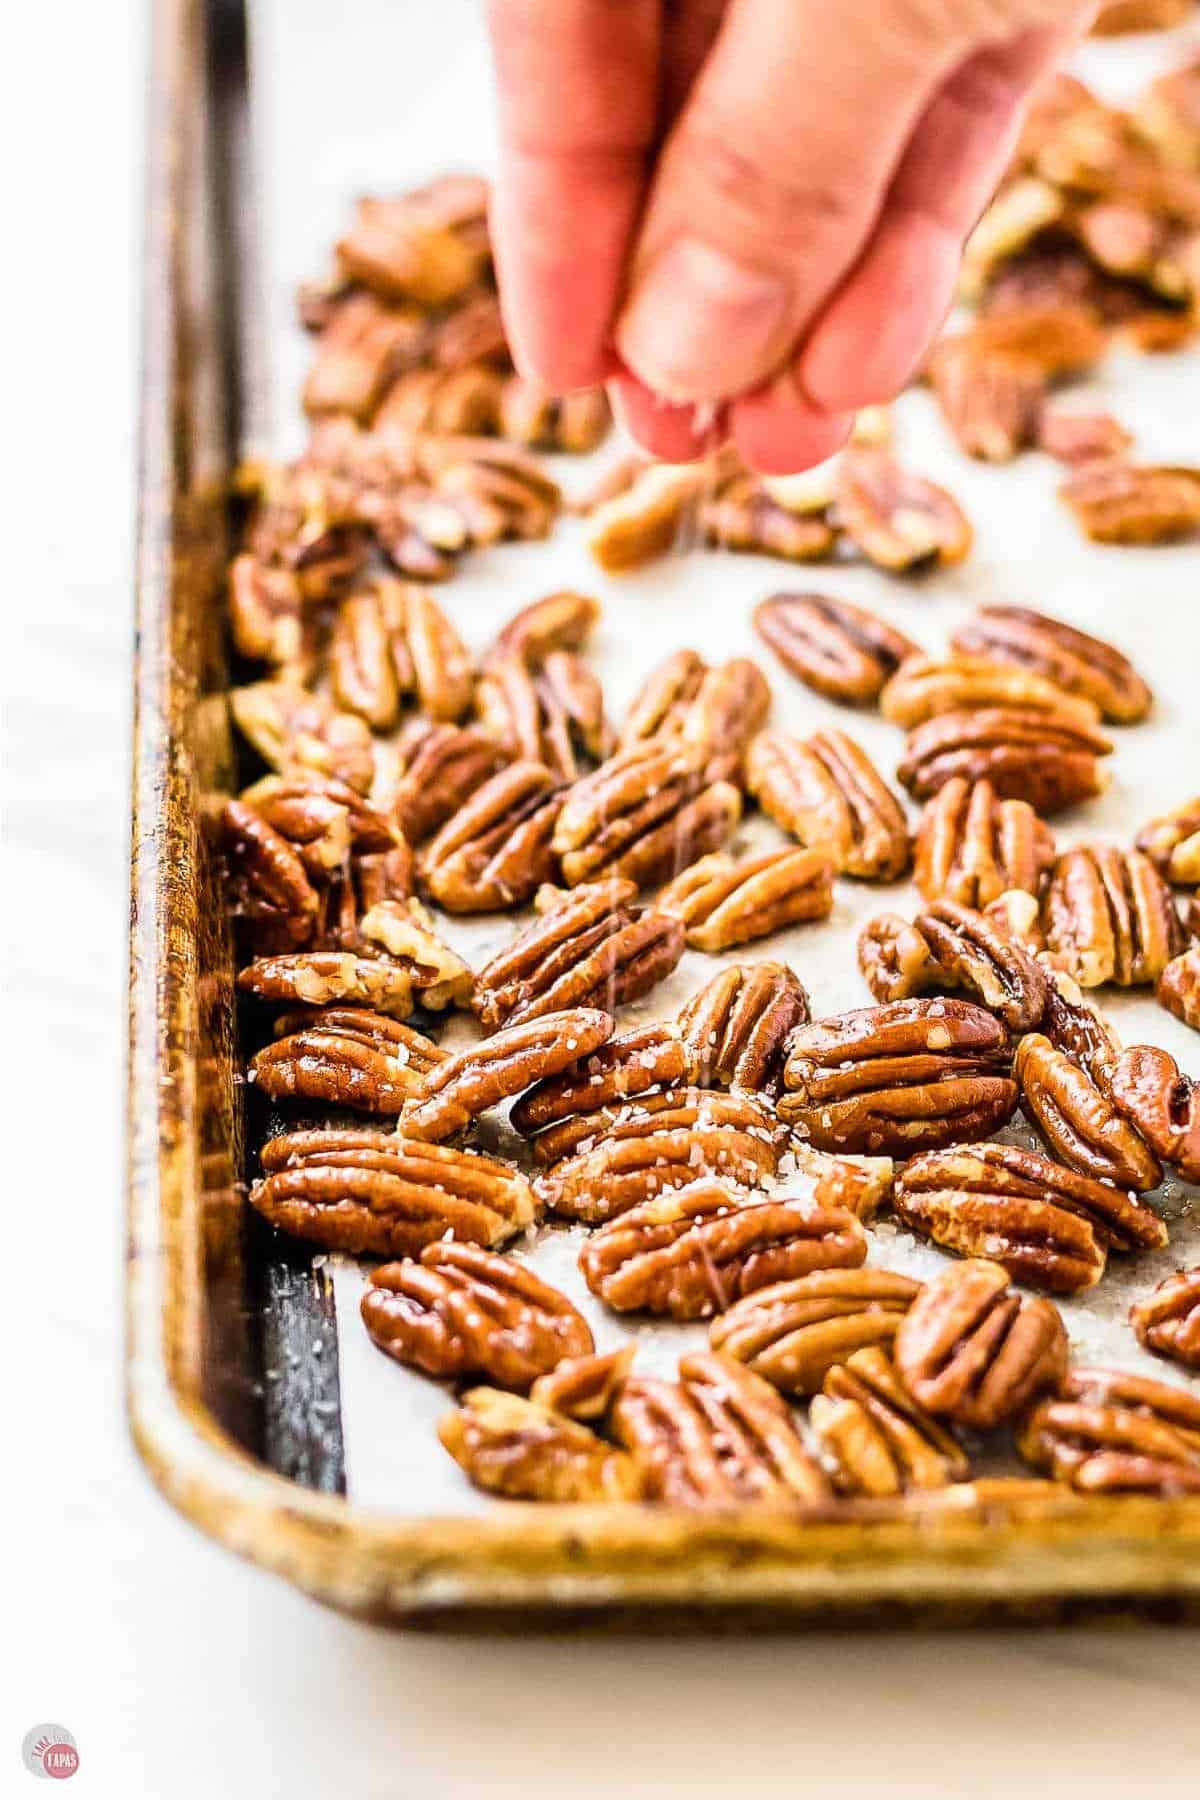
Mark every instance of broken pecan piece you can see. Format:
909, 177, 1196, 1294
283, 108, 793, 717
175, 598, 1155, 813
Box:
894, 1258, 1068, 1430
362, 1243, 592, 1389
789, 1145, 895, 1223
1045, 844, 1184, 988
709, 1268, 922, 1397
474, 650, 612, 782
897, 706, 1112, 815
417, 761, 565, 912
746, 727, 910, 882
237, 950, 418, 1018
950, 605, 1152, 725
384, 721, 510, 846
534, 1089, 786, 1222
251, 1127, 536, 1255
231, 680, 376, 794
1130, 1269, 1200, 1372
1136, 796, 1200, 887
810, 1347, 970, 1496
658, 846, 835, 951
584, 462, 709, 571
497, 377, 612, 453
400, 1007, 614, 1142
834, 451, 973, 570
915, 899, 1050, 1032
488, 590, 601, 667
579, 1181, 867, 1321
1018, 1366, 1200, 1496
250, 1007, 447, 1113
1109, 1045, 1200, 1182
880, 656, 1100, 732
221, 799, 321, 950
335, 190, 485, 307
552, 741, 741, 890
374, 364, 504, 437
438, 1389, 641, 1502
913, 777, 1056, 909
856, 913, 944, 1006
240, 772, 399, 874
1015, 1031, 1161, 1191
356, 898, 475, 1010
1159, 945, 1200, 1030
1039, 970, 1123, 1089
302, 291, 428, 421
752, 592, 921, 706
529, 1346, 637, 1422
1060, 461, 1200, 544
676, 961, 811, 1097
510, 1023, 688, 1140
611, 1355, 831, 1505
701, 472, 838, 563
780, 998, 1018, 1156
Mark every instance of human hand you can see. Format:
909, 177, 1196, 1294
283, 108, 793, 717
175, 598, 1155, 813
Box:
485, 0, 1095, 470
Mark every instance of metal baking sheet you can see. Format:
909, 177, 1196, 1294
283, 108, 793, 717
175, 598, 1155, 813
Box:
248, 0, 1200, 1517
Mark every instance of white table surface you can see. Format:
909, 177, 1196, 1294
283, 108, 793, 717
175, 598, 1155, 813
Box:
8, 2, 1200, 1795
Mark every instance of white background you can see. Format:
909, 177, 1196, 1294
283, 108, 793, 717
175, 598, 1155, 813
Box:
7, 1, 1200, 1795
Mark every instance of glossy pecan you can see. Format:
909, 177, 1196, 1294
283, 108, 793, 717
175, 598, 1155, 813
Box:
228, 554, 312, 669
230, 680, 376, 793
488, 590, 601, 667
927, 343, 1045, 462
438, 1389, 641, 1502
619, 651, 770, 764
834, 451, 973, 570
950, 605, 1153, 725
960, 178, 1067, 297
552, 741, 741, 890
856, 913, 944, 1006
779, 998, 1018, 1155
529, 1345, 638, 1422
1045, 844, 1184, 988
510, 1023, 689, 1140
533, 1089, 786, 1221
237, 950, 418, 1018
810, 1347, 970, 1497
709, 1268, 922, 1397
584, 462, 710, 571
497, 377, 612, 452
472, 879, 684, 1030
1059, 461, 1200, 544
579, 1181, 867, 1321
251, 1127, 536, 1255
1018, 1367, 1200, 1495
752, 592, 921, 706
1109, 1045, 1200, 1182
330, 578, 474, 728
240, 772, 399, 875
400, 1007, 614, 1142
384, 721, 510, 846
789, 1145, 896, 1223
676, 961, 811, 1097
700, 472, 837, 562
1131, 1269, 1200, 1372
620, 649, 708, 746
611, 1355, 831, 1505
894, 1144, 1167, 1293
356, 898, 475, 1010
914, 899, 1050, 1033
474, 650, 612, 782
894, 1258, 1068, 1430
1159, 945, 1200, 1030
658, 846, 835, 951
897, 706, 1112, 815
362, 1242, 592, 1389
417, 761, 565, 912
1136, 796, 1200, 887
1014, 1032, 1162, 1190
250, 1007, 447, 1113
914, 777, 1056, 909
221, 799, 321, 950
745, 727, 910, 882
880, 656, 1100, 732
1039, 970, 1123, 1088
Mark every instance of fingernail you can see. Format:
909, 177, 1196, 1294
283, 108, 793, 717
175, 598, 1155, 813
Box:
616, 238, 790, 403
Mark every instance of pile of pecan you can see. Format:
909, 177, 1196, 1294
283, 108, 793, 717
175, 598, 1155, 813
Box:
220, 139, 1200, 1516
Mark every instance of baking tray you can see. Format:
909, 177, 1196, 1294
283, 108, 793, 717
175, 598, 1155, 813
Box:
128, 0, 1200, 1624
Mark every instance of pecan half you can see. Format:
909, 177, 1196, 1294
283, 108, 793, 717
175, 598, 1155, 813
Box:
1136, 797, 1200, 886
497, 378, 612, 453
1109, 1045, 1200, 1182
584, 462, 710, 571
362, 1243, 592, 1389
302, 291, 428, 420
417, 761, 565, 912
438, 1389, 641, 1502
579, 1181, 867, 1321
400, 1007, 614, 1142
928, 343, 1046, 463
700, 472, 837, 563
510, 1023, 689, 1139
230, 681, 376, 793
251, 1127, 536, 1255
950, 605, 1153, 725
385, 721, 510, 846
1059, 461, 1200, 544
1159, 945, 1200, 1030
709, 1268, 922, 1397
529, 1346, 637, 1422
1131, 1269, 1200, 1372
657, 847, 835, 951
745, 728, 910, 881
611, 1355, 831, 1505
897, 706, 1112, 814
330, 579, 474, 728
335, 190, 485, 307
1039, 970, 1123, 1088
1018, 1367, 1200, 1495
237, 950, 417, 1017
534, 1089, 786, 1222
1045, 844, 1184, 988
937, 302, 1106, 378
240, 772, 399, 875
228, 554, 311, 669
895, 1144, 1167, 1292
880, 656, 1100, 732
834, 451, 973, 570
914, 777, 1056, 909
488, 590, 601, 667
856, 913, 944, 1006
676, 961, 811, 1096
250, 1007, 447, 1113
1014, 1032, 1162, 1190
472, 879, 684, 1030
474, 650, 612, 783
221, 799, 321, 950
810, 1347, 970, 1496
780, 999, 1018, 1155
620, 649, 707, 746
619, 651, 770, 764
552, 741, 741, 890
752, 592, 921, 706
894, 1258, 1068, 1429
915, 899, 1050, 1032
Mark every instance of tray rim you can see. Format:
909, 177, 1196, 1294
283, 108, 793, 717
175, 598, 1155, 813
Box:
126, 0, 1200, 1626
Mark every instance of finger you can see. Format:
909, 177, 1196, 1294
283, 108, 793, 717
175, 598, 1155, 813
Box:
659, 0, 728, 133
609, 371, 728, 462
798, 13, 1095, 412
730, 378, 853, 475
614, 0, 971, 404
485, 0, 661, 389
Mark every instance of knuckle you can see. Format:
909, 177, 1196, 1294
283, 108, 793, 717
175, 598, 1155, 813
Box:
672, 123, 860, 249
